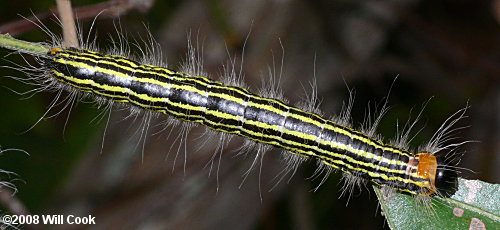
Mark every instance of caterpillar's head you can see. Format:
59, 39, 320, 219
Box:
416, 153, 458, 197
434, 155, 459, 197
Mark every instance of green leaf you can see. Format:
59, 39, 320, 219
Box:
374, 178, 500, 230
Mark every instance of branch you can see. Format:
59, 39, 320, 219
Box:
56, 0, 79, 47
0, 0, 156, 36
0, 34, 48, 55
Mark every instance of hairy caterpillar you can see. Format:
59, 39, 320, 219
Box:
0, 18, 466, 202
0, 8, 480, 228
0, 1, 498, 226
41, 45, 462, 198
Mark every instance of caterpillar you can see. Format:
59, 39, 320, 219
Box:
0, 16, 475, 228
0, 1, 495, 229
23, 41, 456, 198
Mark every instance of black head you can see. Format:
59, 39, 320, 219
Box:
434, 156, 459, 197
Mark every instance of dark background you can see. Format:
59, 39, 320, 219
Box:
0, 0, 498, 229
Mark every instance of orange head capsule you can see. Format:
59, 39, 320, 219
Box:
416, 153, 458, 197
49, 47, 61, 55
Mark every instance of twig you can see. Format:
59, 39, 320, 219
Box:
56, 0, 79, 47
0, 33, 48, 55
0, 0, 156, 36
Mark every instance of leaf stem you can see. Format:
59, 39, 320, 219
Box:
0, 33, 48, 55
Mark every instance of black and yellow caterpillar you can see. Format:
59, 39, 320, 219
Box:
44, 46, 459, 197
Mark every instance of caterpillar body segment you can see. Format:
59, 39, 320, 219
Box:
45, 47, 459, 197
